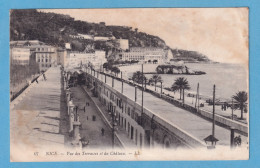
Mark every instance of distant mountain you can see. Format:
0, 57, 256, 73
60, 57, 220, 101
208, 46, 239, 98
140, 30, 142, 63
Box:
171, 49, 211, 62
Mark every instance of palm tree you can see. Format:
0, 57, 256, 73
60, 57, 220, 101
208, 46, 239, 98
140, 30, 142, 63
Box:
150, 74, 163, 91
232, 91, 248, 119
171, 77, 190, 104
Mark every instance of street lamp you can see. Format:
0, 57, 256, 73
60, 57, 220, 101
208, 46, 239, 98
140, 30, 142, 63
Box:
204, 85, 219, 149
110, 105, 118, 148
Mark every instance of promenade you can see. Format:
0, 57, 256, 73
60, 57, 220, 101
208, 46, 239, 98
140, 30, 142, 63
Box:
10, 67, 69, 152
92, 72, 248, 147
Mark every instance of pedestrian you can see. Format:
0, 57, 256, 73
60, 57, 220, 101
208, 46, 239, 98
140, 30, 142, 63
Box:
43, 73, 46, 81
101, 128, 105, 136
84, 106, 86, 113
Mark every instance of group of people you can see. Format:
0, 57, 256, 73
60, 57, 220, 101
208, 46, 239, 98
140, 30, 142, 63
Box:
221, 102, 229, 111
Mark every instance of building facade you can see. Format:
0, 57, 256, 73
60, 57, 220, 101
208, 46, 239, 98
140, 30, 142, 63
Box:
10, 47, 32, 65
10, 40, 58, 71
118, 47, 167, 64
35, 45, 57, 71
93, 78, 145, 148
117, 39, 129, 51
65, 50, 106, 70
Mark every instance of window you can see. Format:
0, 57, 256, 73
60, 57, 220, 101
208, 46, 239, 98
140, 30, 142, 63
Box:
127, 107, 130, 116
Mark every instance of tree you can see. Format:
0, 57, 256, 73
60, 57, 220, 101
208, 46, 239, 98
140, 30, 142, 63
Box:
103, 62, 108, 71
232, 91, 248, 119
150, 74, 162, 91
111, 66, 120, 76
132, 71, 146, 84
171, 77, 190, 104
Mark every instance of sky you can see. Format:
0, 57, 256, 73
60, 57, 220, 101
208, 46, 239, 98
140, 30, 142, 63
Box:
40, 8, 248, 64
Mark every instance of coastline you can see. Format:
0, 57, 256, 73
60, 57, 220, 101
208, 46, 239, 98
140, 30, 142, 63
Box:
118, 62, 248, 123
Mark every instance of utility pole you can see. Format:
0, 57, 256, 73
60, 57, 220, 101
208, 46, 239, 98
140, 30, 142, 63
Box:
212, 84, 216, 138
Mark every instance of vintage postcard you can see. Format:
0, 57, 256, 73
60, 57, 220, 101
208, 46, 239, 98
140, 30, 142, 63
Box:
9, 8, 249, 161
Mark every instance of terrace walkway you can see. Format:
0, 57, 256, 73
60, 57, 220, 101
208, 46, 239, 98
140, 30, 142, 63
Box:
10, 67, 70, 154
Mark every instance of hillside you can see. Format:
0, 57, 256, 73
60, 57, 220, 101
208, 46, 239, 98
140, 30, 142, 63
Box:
171, 49, 211, 62
10, 9, 167, 51
10, 9, 211, 62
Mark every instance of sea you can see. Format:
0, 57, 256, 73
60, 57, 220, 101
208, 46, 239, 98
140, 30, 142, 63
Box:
119, 63, 248, 101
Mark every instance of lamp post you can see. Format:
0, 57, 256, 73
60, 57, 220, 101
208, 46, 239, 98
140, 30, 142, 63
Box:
212, 85, 216, 137
141, 64, 144, 118
121, 72, 123, 93
135, 86, 137, 102
231, 98, 234, 120
112, 76, 114, 88
203, 85, 219, 149
110, 105, 118, 149
160, 81, 163, 97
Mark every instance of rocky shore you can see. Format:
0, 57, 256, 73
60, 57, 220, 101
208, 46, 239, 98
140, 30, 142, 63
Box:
155, 64, 206, 75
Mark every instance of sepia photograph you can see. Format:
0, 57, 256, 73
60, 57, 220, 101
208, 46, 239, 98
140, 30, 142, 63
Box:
9, 8, 249, 161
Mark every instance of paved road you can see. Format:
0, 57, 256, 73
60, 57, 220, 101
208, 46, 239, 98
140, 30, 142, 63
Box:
93, 72, 248, 147
10, 67, 69, 152
69, 86, 117, 149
